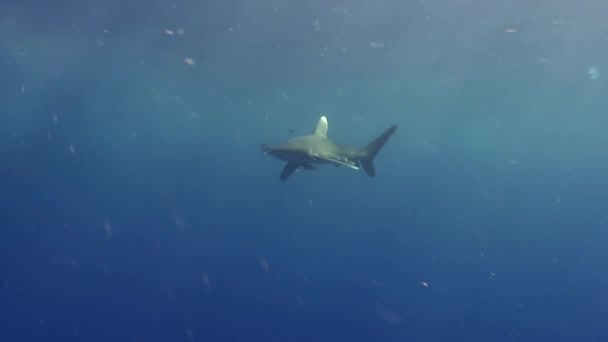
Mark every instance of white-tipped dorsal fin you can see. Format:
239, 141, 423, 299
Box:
314, 116, 329, 138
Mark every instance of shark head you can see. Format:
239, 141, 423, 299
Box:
261, 139, 315, 163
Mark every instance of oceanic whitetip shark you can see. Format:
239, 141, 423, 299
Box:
261, 116, 397, 182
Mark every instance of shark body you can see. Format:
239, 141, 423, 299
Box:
261, 116, 397, 182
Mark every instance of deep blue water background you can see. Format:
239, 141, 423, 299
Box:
2, 0, 608, 341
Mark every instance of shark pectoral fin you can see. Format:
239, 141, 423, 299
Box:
280, 163, 299, 182
313, 116, 328, 138
321, 157, 359, 170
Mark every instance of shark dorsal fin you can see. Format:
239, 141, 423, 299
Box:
314, 116, 329, 138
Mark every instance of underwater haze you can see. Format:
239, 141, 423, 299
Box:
1, 0, 608, 340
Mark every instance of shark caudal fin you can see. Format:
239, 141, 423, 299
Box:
359, 125, 397, 177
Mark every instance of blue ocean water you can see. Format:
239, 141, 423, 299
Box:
1, 0, 608, 340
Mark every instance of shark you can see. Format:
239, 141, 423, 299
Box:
261, 116, 397, 182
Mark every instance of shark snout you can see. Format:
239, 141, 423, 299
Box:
261, 145, 294, 162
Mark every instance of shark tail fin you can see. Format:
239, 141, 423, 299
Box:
359, 125, 397, 177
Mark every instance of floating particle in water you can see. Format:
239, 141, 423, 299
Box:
177, 28, 185, 35
259, 257, 270, 272
295, 294, 305, 306
375, 305, 402, 325
184, 57, 195, 65
319, 47, 328, 57
369, 41, 385, 48
537, 57, 551, 64
185, 328, 194, 342
202, 274, 211, 289
69, 145, 75, 154
505, 28, 517, 33
372, 280, 386, 288
421, 281, 429, 287
174, 215, 186, 229
588, 66, 599, 80
104, 219, 113, 236
165, 29, 174, 35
